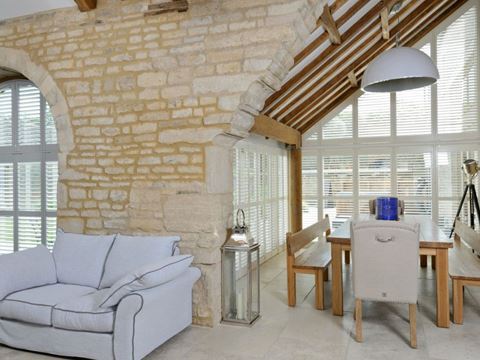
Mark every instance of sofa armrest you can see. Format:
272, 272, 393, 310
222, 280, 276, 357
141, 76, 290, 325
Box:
113, 267, 201, 360
0, 246, 57, 299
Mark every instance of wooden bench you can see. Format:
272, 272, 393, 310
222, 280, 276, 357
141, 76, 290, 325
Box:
286, 216, 331, 310
450, 218, 480, 324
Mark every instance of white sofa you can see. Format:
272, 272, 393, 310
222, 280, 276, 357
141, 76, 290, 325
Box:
0, 231, 200, 360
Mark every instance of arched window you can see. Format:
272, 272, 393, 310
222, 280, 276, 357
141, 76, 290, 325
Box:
0, 80, 57, 253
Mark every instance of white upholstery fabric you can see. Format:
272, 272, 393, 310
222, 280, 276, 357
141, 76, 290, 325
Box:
52, 288, 115, 333
53, 230, 116, 288
0, 245, 56, 300
99, 234, 180, 288
0, 319, 114, 360
0, 284, 94, 326
351, 220, 420, 304
99, 255, 194, 308
114, 267, 201, 360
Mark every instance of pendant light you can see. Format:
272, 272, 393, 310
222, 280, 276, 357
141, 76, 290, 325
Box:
361, 1, 439, 93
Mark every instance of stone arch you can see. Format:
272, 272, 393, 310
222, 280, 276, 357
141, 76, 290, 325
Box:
0, 47, 74, 209
227, 0, 325, 138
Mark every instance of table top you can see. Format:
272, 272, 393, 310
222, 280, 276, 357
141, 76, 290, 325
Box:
327, 214, 453, 249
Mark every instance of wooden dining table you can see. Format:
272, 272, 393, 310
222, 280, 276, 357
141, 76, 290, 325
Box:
327, 214, 453, 328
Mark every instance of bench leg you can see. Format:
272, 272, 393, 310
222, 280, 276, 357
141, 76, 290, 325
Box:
315, 270, 325, 310
344, 250, 350, 265
287, 267, 296, 307
355, 299, 363, 342
452, 279, 464, 324
323, 267, 329, 282
432, 255, 436, 270
420, 255, 428, 268
409, 304, 417, 349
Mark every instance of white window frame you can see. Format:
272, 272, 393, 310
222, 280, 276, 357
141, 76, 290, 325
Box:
0, 79, 58, 251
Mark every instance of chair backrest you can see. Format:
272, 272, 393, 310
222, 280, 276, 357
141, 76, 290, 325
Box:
351, 220, 420, 304
287, 215, 330, 256
369, 199, 405, 215
454, 218, 480, 254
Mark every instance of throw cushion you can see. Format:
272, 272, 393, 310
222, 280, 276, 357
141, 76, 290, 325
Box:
0, 245, 57, 300
53, 230, 116, 288
0, 284, 94, 326
98, 254, 193, 308
99, 234, 180, 288
52, 288, 115, 333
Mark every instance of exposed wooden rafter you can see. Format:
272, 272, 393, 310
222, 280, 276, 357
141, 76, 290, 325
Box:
348, 71, 358, 88
74, 0, 97, 12
251, 115, 301, 148
318, 4, 342, 45
258, 0, 466, 135
145, 0, 189, 17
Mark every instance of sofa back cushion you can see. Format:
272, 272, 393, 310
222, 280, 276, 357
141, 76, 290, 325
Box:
0, 245, 57, 300
98, 254, 193, 308
99, 234, 180, 288
53, 231, 116, 288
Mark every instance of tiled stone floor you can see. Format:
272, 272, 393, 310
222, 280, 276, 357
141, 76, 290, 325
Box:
1, 252, 480, 359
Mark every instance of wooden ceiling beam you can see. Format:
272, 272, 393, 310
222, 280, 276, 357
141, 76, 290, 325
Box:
145, 0, 189, 16
348, 71, 358, 88
74, 0, 97, 12
319, 4, 342, 45
268, 0, 419, 121
294, 0, 370, 66
264, 1, 386, 113
280, 0, 440, 127
297, 0, 467, 134
380, 7, 390, 40
251, 115, 301, 147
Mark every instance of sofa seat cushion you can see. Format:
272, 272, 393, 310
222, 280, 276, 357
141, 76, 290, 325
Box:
0, 284, 94, 326
52, 288, 115, 333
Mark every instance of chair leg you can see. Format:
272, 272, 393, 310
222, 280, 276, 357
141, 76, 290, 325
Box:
323, 267, 329, 282
355, 299, 363, 342
287, 267, 296, 307
452, 279, 464, 324
315, 270, 324, 310
409, 304, 417, 348
431, 255, 436, 270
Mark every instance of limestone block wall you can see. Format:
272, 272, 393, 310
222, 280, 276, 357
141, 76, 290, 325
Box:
0, 0, 324, 326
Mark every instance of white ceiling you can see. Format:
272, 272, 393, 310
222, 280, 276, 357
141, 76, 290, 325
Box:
0, 0, 76, 21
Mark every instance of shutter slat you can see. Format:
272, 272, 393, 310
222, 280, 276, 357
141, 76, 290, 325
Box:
0, 86, 12, 147
358, 92, 390, 137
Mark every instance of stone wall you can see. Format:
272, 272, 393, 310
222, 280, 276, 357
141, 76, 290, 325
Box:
0, 0, 324, 326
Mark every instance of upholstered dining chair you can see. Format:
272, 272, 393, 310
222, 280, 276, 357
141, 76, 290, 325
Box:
351, 220, 420, 348
369, 199, 405, 216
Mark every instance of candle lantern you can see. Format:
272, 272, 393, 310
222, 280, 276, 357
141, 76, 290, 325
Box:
221, 210, 260, 326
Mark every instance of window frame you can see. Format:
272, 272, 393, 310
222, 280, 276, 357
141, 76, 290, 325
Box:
0, 79, 58, 252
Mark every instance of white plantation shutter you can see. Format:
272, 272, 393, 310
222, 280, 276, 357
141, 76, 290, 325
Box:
0, 80, 58, 252
437, 148, 480, 232
322, 105, 353, 140
358, 154, 391, 197
323, 155, 353, 228
437, 6, 478, 134
302, 153, 318, 227
397, 152, 432, 215
0, 87, 12, 146
18, 84, 41, 145
396, 44, 431, 136
233, 137, 289, 263
358, 92, 390, 137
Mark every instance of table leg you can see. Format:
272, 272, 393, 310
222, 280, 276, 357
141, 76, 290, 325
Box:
331, 243, 344, 316
344, 250, 350, 265
435, 248, 450, 328
420, 255, 427, 268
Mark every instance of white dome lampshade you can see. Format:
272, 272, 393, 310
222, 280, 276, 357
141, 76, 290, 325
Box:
361, 47, 440, 92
